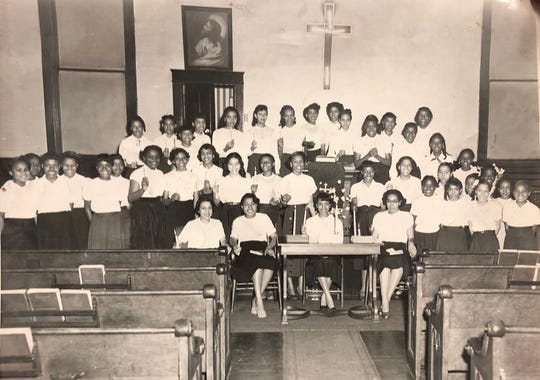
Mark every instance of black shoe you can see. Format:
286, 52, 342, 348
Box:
320, 305, 328, 311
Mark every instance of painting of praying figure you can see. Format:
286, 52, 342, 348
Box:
182, 6, 233, 71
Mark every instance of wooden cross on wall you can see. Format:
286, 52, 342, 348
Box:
307, 3, 352, 90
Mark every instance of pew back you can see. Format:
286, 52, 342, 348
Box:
426, 288, 540, 379
406, 264, 513, 378
419, 251, 498, 265
1, 249, 227, 270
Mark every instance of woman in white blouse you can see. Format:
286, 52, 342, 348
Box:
212, 107, 250, 167
118, 116, 152, 175
175, 197, 226, 249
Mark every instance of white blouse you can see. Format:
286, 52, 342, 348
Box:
193, 164, 223, 191
385, 176, 422, 205
252, 174, 281, 204
502, 201, 540, 227
230, 213, 276, 243
350, 180, 385, 207
275, 173, 317, 205
411, 195, 443, 233
129, 166, 166, 198
0, 180, 37, 219
305, 215, 343, 244
212, 128, 250, 164
300, 123, 326, 151
177, 218, 225, 248
216, 175, 252, 204
34, 176, 72, 214
118, 135, 152, 166
64, 173, 90, 208
372, 210, 413, 243
154, 134, 180, 154
468, 200, 501, 232
83, 178, 125, 213
279, 126, 305, 155
357, 135, 392, 162
327, 127, 361, 156
164, 170, 198, 201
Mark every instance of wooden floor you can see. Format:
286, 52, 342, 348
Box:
228, 296, 415, 380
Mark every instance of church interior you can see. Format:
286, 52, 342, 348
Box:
1, 0, 540, 379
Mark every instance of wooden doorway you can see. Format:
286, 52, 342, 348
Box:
171, 70, 244, 133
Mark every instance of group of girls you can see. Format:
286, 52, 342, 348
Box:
2, 103, 539, 319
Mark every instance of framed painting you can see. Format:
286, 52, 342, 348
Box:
182, 6, 233, 71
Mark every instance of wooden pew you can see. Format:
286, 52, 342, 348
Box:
1, 285, 222, 380
1, 248, 232, 379
1, 248, 228, 270
0, 320, 205, 379
425, 286, 540, 380
465, 320, 540, 380
419, 250, 498, 265
406, 263, 513, 379
497, 249, 540, 266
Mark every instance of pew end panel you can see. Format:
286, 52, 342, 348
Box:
426, 287, 540, 380
465, 321, 540, 380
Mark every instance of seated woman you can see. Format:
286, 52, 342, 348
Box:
371, 189, 417, 319
230, 193, 278, 319
304, 192, 343, 312
175, 197, 226, 249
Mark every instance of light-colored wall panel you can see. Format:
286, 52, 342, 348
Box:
488, 81, 539, 159
0, 0, 47, 156
59, 71, 126, 154
56, 0, 125, 69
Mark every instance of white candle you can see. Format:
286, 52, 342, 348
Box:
292, 205, 297, 236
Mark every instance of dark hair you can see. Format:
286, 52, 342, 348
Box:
326, 102, 344, 118
217, 106, 241, 130
40, 152, 62, 164
429, 133, 449, 158
421, 175, 438, 186
338, 109, 352, 121
480, 165, 496, 178
240, 192, 260, 207
159, 114, 177, 134
302, 103, 320, 122
361, 114, 380, 136
62, 151, 81, 165
251, 104, 268, 126
279, 105, 296, 127
513, 180, 531, 193
139, 145, 163, 162
94, 153, 110, 167
401, 122, 418, 137
9, 156, 28, 171
382, 189, 406, 206
465, 173, 480, 183
287, 151, 306, 171
170, 148, 189, 162
457, 148, 475, 162
179, 125, 194, 136
475, 179, 492, 192
109, 153, 124, 164
395, 156, 418, 177
197, 143, 219, 163
359, 161, 376, 172
23, 153, 40, 163
222, 152, 246, 177
126, 115, 146, 135
314, 191, 335, 211
437, 162, 453, 178
195, 196, 215, 216
444, 177, 463, 200
380, 112, 396, 133
414, 107, 433, 124
203, 18, 222, 45
258, 153, 275, 174
192, 113, 207, 124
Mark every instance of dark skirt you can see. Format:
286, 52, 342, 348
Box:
231, 241, 278, 282
306, 256, 339, 282
504, 226, 537, 250
220, 203, 242, 240
436, 226, 468, 252
279, 153, 292, 176
37, 211, 74, 249
305, 149, 321, 163
71, 208, 89, 249
282, 204, 311, 236
88, 212, 129, 249
130, 197, 167, 249
120, 206, 131, 246
414, 231, 439, 254
165, 200, 195, 248
247, 153, 264, 176
353, 205, 381, 236
337, 154, 355, 165
259, 204, 280, 228
1, 218, 37, 250
378, 242, 409, 275
470, 230, 499, 252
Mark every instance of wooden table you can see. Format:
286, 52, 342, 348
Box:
279, 242, 381, 324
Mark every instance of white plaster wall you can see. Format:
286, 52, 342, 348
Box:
0, 0, 47, 156
135, 0, 483, 156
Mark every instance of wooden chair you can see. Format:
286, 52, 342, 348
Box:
301, 257, 345, 307
230, 246, 282, 312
